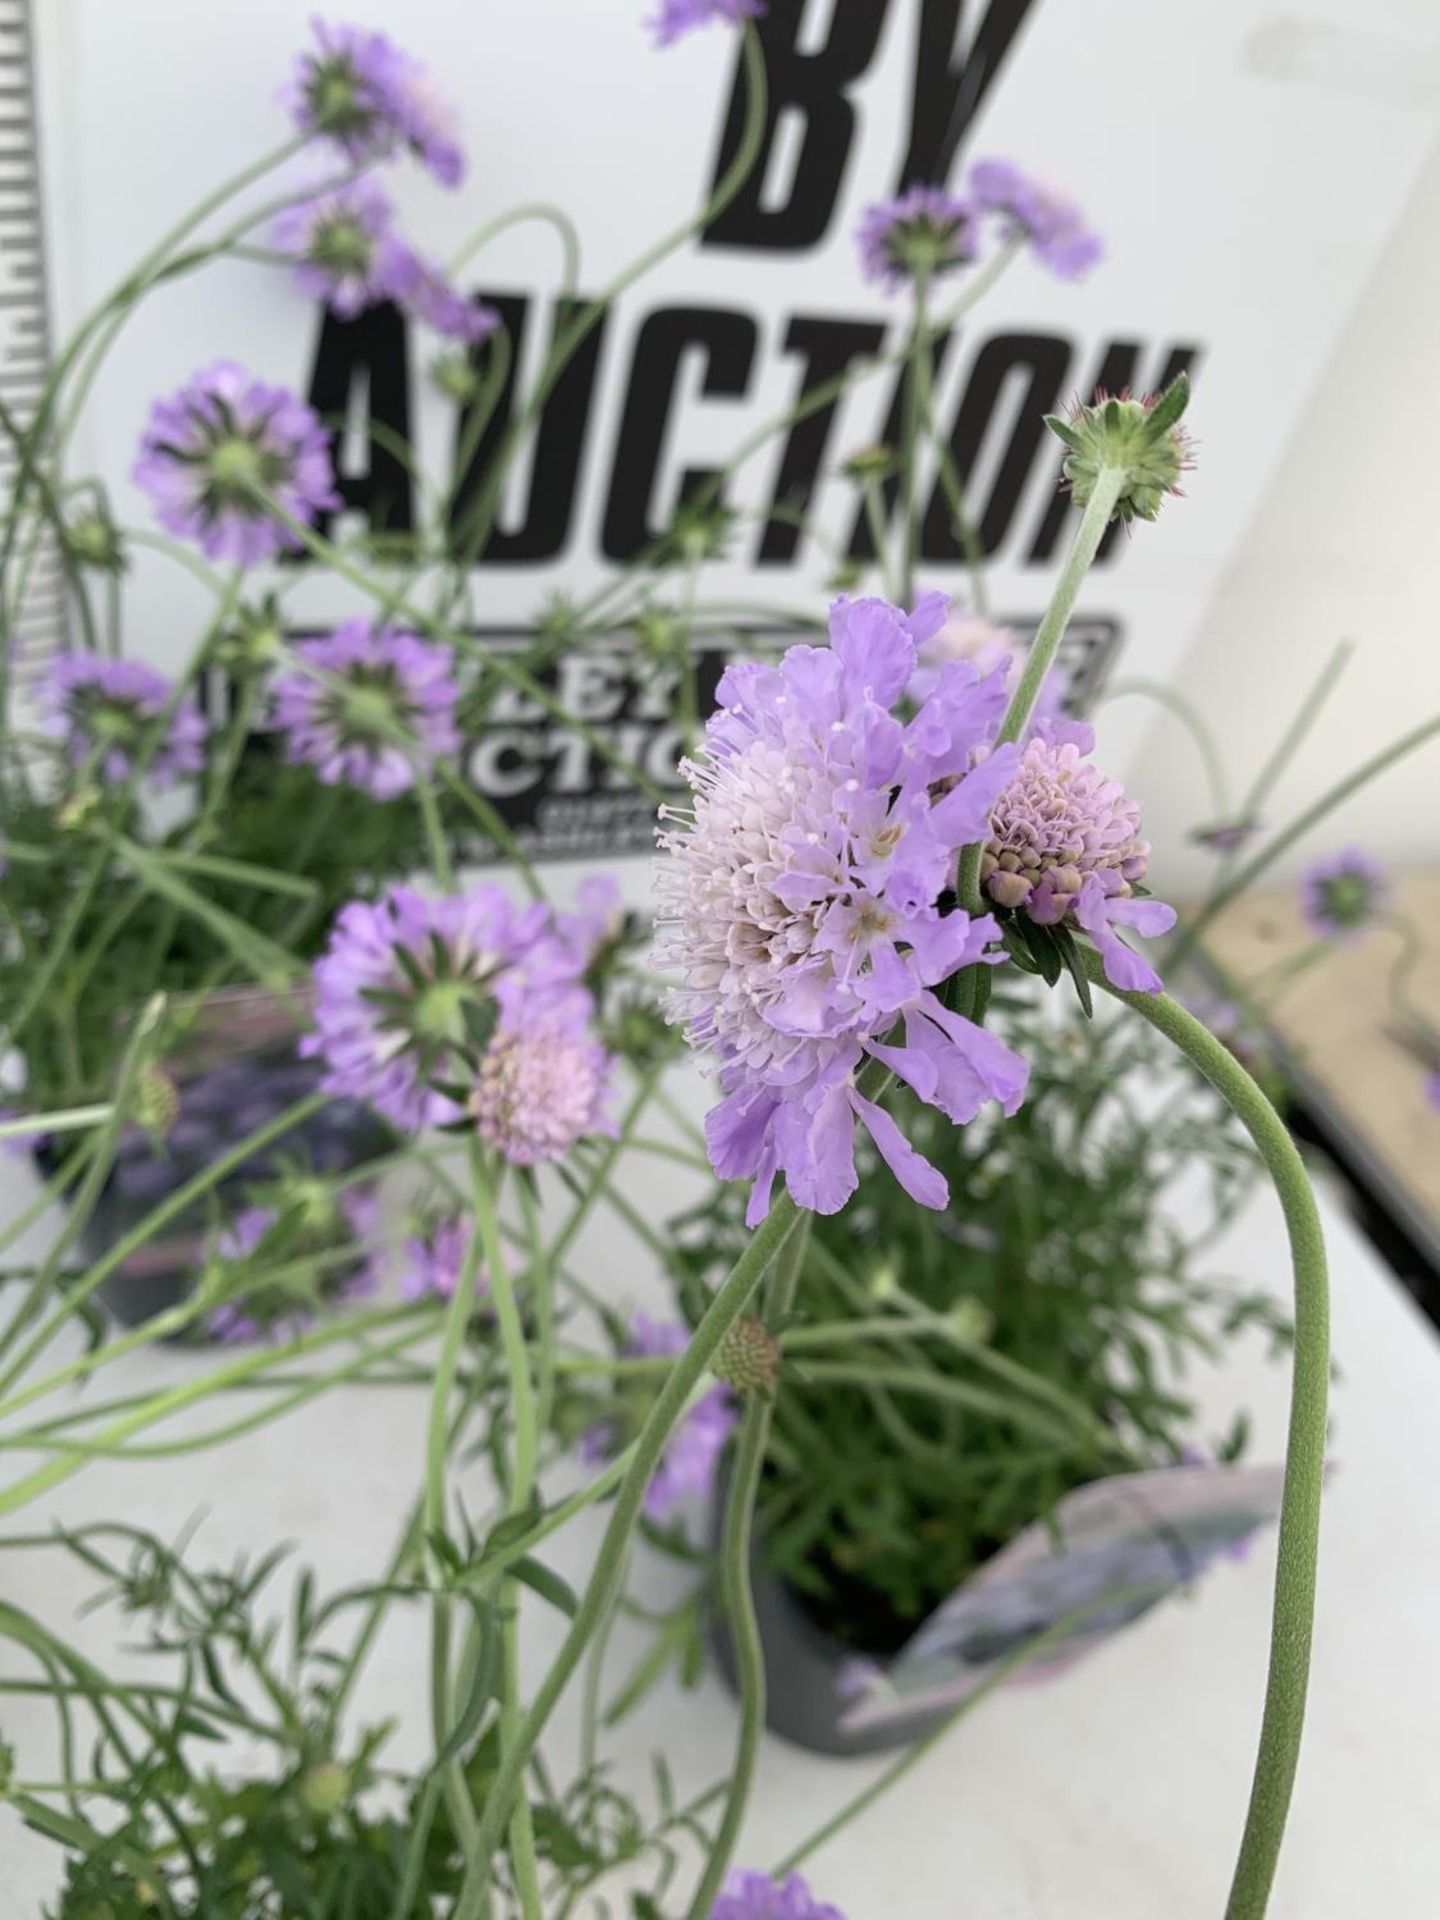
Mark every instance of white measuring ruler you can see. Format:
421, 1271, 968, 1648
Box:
0, 0, 65, 668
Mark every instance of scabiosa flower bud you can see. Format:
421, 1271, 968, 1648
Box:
271, 178, 416, 319
286, 18, 466, 185
582, 1314, 737, 1521
303, 884, 589, 1132
712, 1315, 781, 1393
981, 728, 1177, 992
649, 0, 767, 48
1300, 847, 1388, 943
133, 1062, 180, 1142
967, 158, 1103, 279
857, 185, 977, 292
711, 1869, 846, 1920
270, 619, 462, 800
469, 1019, 616, 1167
65, 509, 125, 574
134, 362, 339, 566
213, 596, 285, 676
1047, 376, 1194, 525
36, 654, 208, 787
657, 593, 1030, 1225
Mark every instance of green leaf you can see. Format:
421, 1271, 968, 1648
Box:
530, 1803, 597, 1871
508, 1556, 578, 1619
1052, 926, 1094, 1019
434, 1601, 499, 1766
1143, 369, 1191, 435
1044, 413, 1083, 451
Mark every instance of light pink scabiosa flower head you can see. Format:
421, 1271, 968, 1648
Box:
657, 593, 1030, 1225
303, 884, 592, 1133
711, 1870, 846, 1920
967, 158, 1103, 280
134, 362, 338, 567
286, 18, 466, 185
582, 1314, 737, 1522
271, 178, 416, 319
469, 1019, 616, 1167
270, 619, 461, 800
36, 654, 208, 788
981, 726, 1177, 992
649, 0, 766, 47
857, 185, 977, 292
1300, 847, 1388, 944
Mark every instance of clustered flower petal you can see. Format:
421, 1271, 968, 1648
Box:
967, 158, 1103, 279
303, 884, 598, 1134
1300, 847, 1388, 943
37, 654, 207, 787
400, 1214, 481, 1303
401, 259, 501, 344
657, 593, 1030, 1224
981, 726, 1177, 992
857, 185, 976, 292
711, 1870, 846, 1920
649, 0, 767, 48
470, 1020, 615, 1167
286, 17, 466, 185
583, 1314, 737, 1521
271, 177, 416, 319
270, 618, 462, 800
134, 361, 338, 566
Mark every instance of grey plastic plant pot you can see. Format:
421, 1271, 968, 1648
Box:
710, 1554, 963, 1757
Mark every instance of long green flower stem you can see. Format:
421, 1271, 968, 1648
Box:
1097, 678, 1230, 824
0, 1091, 327, 1398
0, 1106, 112, 1144
1169, 709, 1440, 970
445, 28, 767, 578
955, 464, 1129, 922
423, 1153, 494, 1860
468, 1147, 544, 1919
450, 1193, 803, 1920
898, 272, 931, 611
0, 1305, 426, 1517
1080, 953, 1328, 1920
686, 1216, 812, 1919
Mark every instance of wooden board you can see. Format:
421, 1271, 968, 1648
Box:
1202, 869, 1440, 1264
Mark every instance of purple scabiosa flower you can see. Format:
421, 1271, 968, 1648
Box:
303, 884, 589, 1132
857, 185, 977, 292
649, 0, 766, 47
711, 1870, 846, 1920
967, 158, 1103, 279
399, 1214, 481, 1303
270, 178, 416, 319
908, 609, 1022, 705
583, 1314, 737, 1522
657, 593, 1030, 1225
270, 619, 461, 800
207, 1207, 309, 1346
134, 362, 338, 567
981, 729, 1177, 993
285, 18, 466, 185
37, 654, 207, 787
1300, 848, 1388, 943
401, 258, 500, 344
557, 873, 626, 975
469, 1019, 616, 1167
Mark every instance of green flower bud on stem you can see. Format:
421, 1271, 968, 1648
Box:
1047, 371, 1193, 524
712, 1315, 781, 1394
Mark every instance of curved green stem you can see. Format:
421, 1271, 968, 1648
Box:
1082, 954, 1328, 1920
1097, 677, 1229, 823
450, 1192, 802, 1918
687, 1217, 811, 1919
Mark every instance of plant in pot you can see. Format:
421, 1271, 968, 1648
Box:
661, 998, 1293, 1755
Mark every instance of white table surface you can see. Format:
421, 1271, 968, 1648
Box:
1, 1123, 1438, 1920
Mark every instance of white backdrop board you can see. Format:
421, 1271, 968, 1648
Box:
28, 0, 1440, 820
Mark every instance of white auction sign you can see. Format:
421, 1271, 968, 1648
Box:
29, 0, 1439, 836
